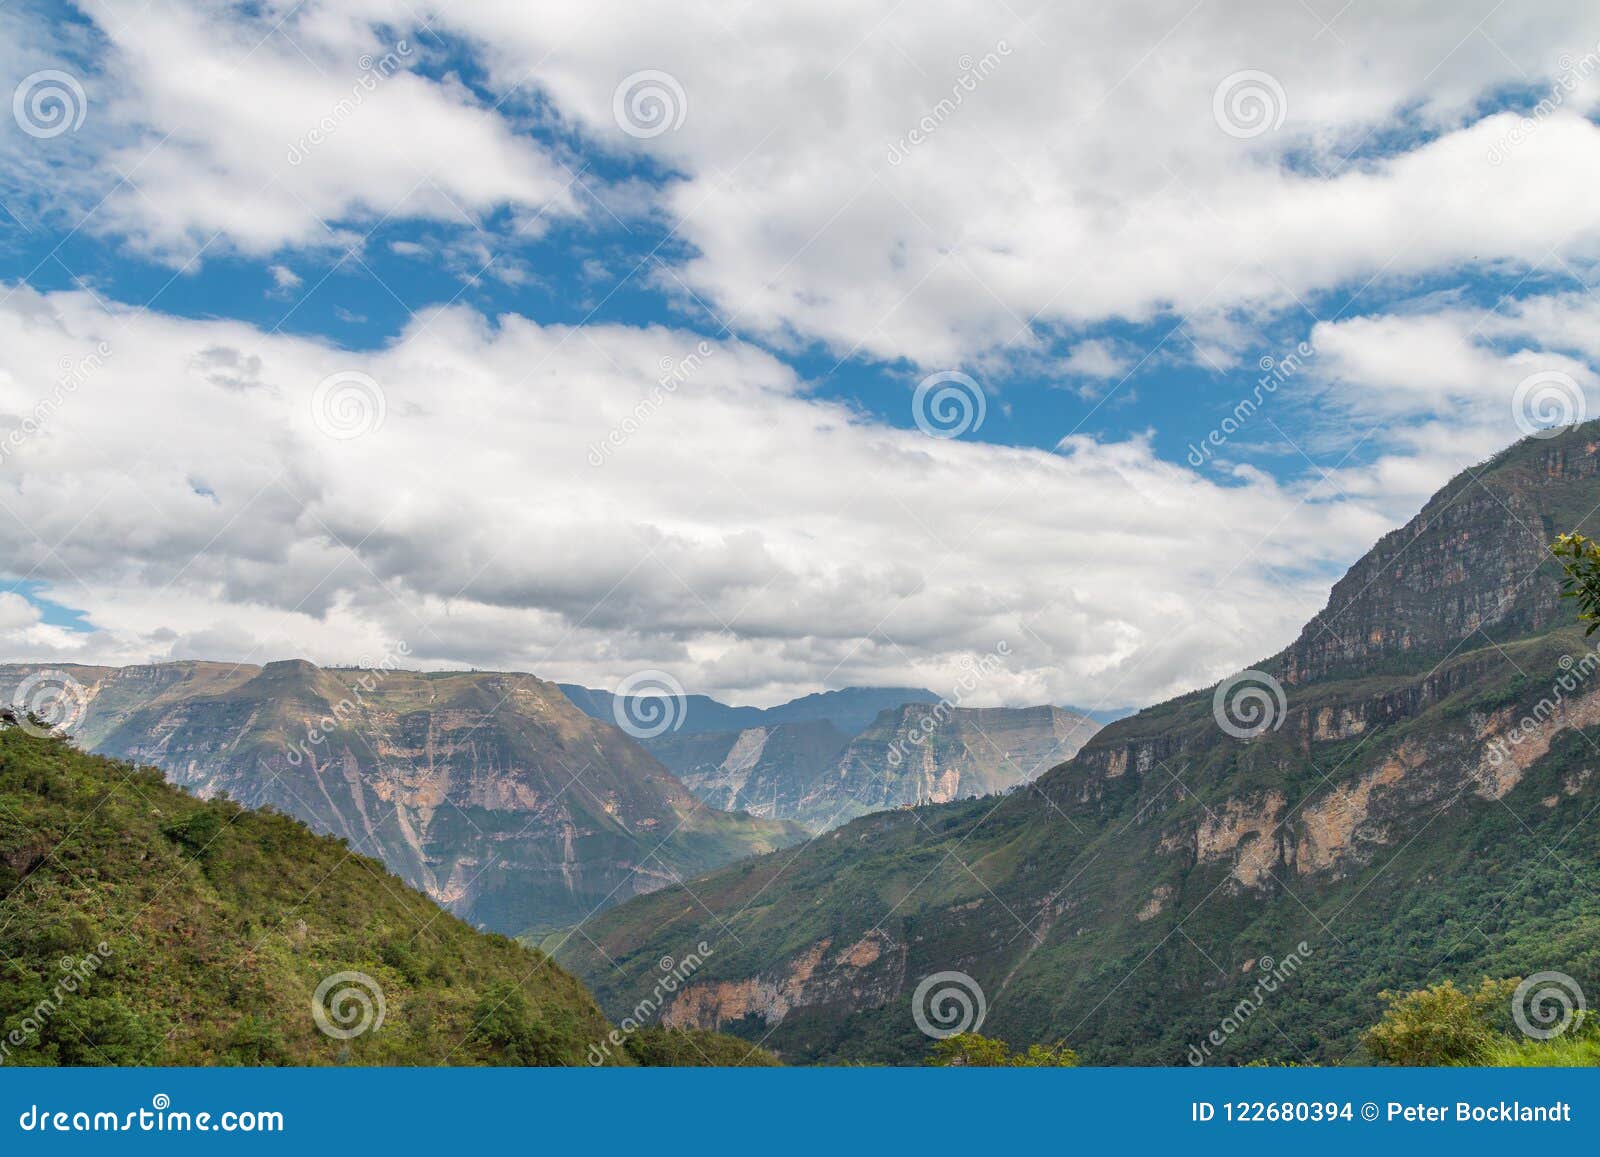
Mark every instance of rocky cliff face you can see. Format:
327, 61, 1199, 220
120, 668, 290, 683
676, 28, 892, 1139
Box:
1278, 435, 1599, 684
646, 706, 1099, 832
648, 720, 850, 824
557, 423, 1600, 1064
814, 704, 1100, 828
0, 659, 804, 935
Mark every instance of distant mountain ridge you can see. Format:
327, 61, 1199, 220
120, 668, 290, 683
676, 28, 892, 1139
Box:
0, 659, 804, 936
557, 683, 943, 737
651, 705, 1101, 832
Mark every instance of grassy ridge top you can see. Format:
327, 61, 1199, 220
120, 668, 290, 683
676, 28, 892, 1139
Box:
0, 724, 616, 1065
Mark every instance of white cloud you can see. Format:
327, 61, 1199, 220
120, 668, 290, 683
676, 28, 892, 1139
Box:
9, 2, 1600, 710
394, 0, 1600, 365
268, 264, 302, 291
1061, 339, 1132, 381
52, 0, 578, 259
14, 0, 1600, 364
0, 283, 1440, 708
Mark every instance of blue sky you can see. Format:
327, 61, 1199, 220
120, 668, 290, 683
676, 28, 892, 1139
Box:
2, 0, 1599, 708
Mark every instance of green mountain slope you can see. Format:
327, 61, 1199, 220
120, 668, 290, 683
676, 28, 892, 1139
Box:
0, 724, 615, 1065
0, 661, 805, 937
555, 423, 1600, 1064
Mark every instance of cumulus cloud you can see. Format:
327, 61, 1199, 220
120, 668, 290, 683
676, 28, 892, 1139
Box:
0, 283, 1438, 708
39, 0, 578, 259
8, 1, 1600, 708
398, 0, 1600, 365
16, 0, 1600, 364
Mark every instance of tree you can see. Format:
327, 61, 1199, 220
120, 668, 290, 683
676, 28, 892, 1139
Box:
1552, 533, 1600, 633
926, 1032, 1077, 1067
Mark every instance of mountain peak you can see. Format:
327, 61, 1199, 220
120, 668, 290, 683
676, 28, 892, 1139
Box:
1278, 421, 1600, 685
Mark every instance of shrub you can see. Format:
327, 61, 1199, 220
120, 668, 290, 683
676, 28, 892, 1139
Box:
1363, 978, 1517, 1065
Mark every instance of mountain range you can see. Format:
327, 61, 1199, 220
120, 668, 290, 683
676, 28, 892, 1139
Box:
647, 705, 1099, 831
557, 683, 944, 737
0, 661, 1095, 935
0, 659, 804, 936
553, 422, 1600, 1064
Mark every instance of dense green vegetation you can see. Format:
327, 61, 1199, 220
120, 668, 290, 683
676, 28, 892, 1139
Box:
925, 1033, 1078, 1067
1553, 532, 1600, 634
1364, 976, 1596, 1067
621, 1026, 780, 1066
0, 724, 619, 1065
